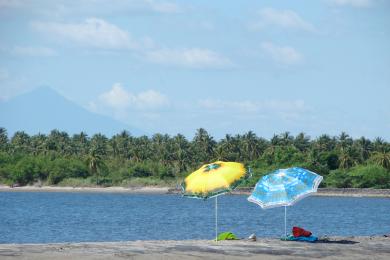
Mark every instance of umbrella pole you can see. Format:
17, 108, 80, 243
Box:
284, 206, 287, 238
215, 196, 218, 242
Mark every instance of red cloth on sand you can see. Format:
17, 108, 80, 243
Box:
292, 226, 312, 237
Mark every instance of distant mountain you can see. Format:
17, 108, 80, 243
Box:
0, 87, 143, 137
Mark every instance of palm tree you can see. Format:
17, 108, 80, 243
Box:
192, 128, 216, 164
110, 130, 131, 160
315, 134, 336, 152
219, 134, 240, 161
280, 132, 294, 146
72, 132, 89, 156
110, 138, 119, 158
372, 137, 385, 152
270, 134, 280, 146
338, 148, 357, 170
263, 145, 277, 165
0, 127, 9, 151
270, 132, 294, 147
152, 133, 166, 164
243, 131, 259, 161
307, 147, 320, 167
129, 136, 151, 163
90, 133, 109, 156
30, 133, 47, 155
161, 134, 175, 166
338, 132, 353, 150
370, 151, 390, 170
355, 137, 372, 161
214, 143, 229, 161
172, 134, 190, 172
46, 129, 72, 156
86, 148, 105, 185
294, 132, 311, 152
10, 131, 31, 154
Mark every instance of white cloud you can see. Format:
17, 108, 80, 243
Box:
31, 18, 142, 50
145, 48, 233, 68
85, 83, 175, 129
252, 7, 315, 32
99, 83, 132, 109
11, 46, 57, 56
261, 42, 303, 65
327, 0, 373, 8
98, 83, 170, 110
30, 18, 232, 69
135, 89, 170, 109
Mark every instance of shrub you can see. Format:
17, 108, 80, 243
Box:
12, 156, 41, 185
273, 146, 305, 166
347, 164, 390, 188
324, 170, 352, 188
47, 158, 89, 184
129, 164, 153, 178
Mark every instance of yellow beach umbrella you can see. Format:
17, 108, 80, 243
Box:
181, 161, 249, 241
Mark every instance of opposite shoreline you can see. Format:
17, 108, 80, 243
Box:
1, 185, 390, 197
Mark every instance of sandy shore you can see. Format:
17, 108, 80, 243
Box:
1, 185, 390, 197
0, 185, 172, 194
1, 237, 389, 259
232, 187, 390, 198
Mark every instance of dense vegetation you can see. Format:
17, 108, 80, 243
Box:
0, 127, 389, 188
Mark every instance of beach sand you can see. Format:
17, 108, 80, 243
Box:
0, 237, 389, 259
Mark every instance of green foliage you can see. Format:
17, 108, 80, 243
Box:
369, 151, 390, 170
0, 128, 389, 188
47, 158, 89, 184
0, 154, 88, 185
323, 165, 390, 188
126, 162, 175, 179
57, 177, 95, 187
129, 164, 153, 178
347, 164, 390, 188
272, 145, 305, 166
325, 152, 339, 170
13, 156, 41, 184
324, 170, 352, 188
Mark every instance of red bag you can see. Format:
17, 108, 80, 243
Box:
292, 226, 312, 237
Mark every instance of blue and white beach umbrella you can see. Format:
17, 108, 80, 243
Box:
248, 167, 323, 237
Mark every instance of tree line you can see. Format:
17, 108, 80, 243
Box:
0, 127, 389, 188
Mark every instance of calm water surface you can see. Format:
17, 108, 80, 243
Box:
0, 192, 389, 243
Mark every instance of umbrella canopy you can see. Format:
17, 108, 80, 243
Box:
248, 167, 323, 209
182, 161, 248, 199
182, 161, 249, 241
247, 167, 323, 237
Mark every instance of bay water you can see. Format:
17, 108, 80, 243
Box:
0, 192, 389, 243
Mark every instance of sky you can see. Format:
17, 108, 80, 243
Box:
0, 0, 389, 139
